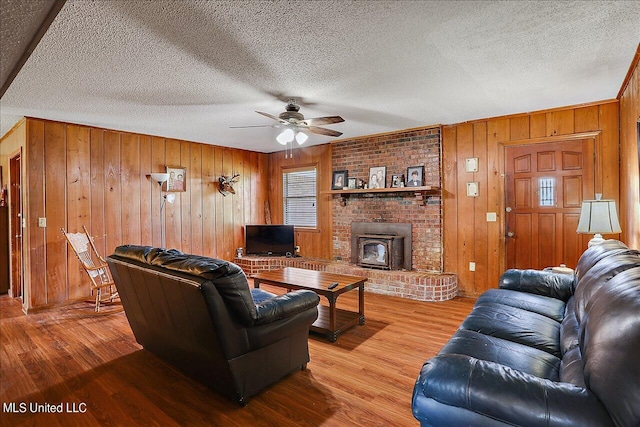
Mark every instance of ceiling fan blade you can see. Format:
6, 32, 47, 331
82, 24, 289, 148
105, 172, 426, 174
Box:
302, 116, 345, 126
306, 126, 343, 137
229, 124, 273, 129
256, 111, 285, 123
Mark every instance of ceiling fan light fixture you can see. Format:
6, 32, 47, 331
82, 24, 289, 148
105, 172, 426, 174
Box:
277, 128, 294, 145
295, 131, 308, 145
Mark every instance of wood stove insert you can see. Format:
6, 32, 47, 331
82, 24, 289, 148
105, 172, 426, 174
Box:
351, 222, 412, 271
358, 234, 404, 270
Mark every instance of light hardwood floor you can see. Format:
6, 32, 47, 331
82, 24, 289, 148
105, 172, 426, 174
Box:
0, 287, 475, 426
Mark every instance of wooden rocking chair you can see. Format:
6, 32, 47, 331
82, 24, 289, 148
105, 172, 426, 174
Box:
61, 226, 119, 312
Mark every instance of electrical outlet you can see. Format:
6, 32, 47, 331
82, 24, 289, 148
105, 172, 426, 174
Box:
38, 217, 47, 228
469, 262, 476, 272
486, 212, 497, 222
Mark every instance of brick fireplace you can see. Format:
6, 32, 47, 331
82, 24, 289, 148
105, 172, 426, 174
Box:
332, 127, 442, 272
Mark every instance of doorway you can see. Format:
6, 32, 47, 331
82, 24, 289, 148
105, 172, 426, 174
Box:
9, 150, 23, 300
505, 139, 594, 269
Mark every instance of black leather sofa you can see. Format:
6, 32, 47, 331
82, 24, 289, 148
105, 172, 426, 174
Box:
106, 245, 320, 405
412, 240, 640, 426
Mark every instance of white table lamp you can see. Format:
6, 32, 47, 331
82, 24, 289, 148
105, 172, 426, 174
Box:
576, 194, 622, 246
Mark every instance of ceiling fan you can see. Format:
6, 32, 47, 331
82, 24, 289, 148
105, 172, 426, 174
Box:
231, 99, 345, 145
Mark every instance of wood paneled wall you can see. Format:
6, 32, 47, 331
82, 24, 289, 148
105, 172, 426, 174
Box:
23, 118, 268, 310
618, 45, 640, 249
268, 144, 333, 260
443, 101, 620, 297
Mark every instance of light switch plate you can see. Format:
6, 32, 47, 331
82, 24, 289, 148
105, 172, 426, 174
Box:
486, 212, 497, 222
469, 262, 476, 272
38, 217, 47, 227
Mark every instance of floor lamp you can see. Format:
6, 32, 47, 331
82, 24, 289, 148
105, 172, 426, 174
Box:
150, 173, 175, 248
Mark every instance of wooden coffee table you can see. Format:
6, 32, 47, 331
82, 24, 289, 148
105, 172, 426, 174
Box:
252, 267, 367, 342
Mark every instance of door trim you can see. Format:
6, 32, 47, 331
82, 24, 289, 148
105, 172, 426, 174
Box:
502, 131, 601, 147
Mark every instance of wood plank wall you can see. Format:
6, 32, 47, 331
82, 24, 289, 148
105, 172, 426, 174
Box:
443, 101, 620, 297
267, 144, 333, 260
23, 118, 268, 310
618, 45, 640, 249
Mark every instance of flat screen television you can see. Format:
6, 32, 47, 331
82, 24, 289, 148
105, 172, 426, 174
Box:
245, 225, 295, 256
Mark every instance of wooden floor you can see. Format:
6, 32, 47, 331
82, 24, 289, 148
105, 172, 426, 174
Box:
0, 287, 475, 426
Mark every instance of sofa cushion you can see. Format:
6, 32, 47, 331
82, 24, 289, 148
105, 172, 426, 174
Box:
439, 329, 560, 380
499, 269, 574, 301
460, 302, 561, 357
113, 244, 160, 263
573, 253, 640, 324
574, 239, 631, 280
476, 288, 566, 322
414, 354, 613, 427
579, 266, 640, 427
150, 250, 237, 280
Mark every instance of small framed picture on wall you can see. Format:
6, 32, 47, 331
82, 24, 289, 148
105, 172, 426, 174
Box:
348, 177, 357, 189
406, 166, 424, 187
166, 166, 187, 192
368, 166, 386, 189
332, 170, 348, 190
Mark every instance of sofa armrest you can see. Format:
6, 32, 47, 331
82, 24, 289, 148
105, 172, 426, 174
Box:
414, 354, 613, 427
255, 290, 320, 325
499, 269, 574, 301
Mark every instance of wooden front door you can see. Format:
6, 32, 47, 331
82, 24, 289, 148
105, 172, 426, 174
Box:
505, 140, 593, 269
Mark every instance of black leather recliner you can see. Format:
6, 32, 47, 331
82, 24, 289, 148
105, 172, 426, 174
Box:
412, 240, 640, 426
107, 245, 320, 405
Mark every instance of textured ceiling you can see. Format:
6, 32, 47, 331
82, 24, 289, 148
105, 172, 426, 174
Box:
0, 0, 56, 89
1, 0, 639, 153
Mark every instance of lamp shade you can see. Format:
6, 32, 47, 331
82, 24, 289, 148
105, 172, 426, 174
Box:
576, 199, 622, 234
150, 173, 170, 184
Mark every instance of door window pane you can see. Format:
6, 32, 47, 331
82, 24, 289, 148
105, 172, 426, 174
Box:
539, 178, 555, 207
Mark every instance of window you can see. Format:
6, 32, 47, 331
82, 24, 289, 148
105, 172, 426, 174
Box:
283, 167, 317, 228
539, 178, 555, 207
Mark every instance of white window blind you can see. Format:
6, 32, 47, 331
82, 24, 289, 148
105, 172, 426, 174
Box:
283, 168, 317, 228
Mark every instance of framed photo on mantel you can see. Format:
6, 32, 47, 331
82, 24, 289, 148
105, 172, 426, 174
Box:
332, 170, 348, 190
406, 166, 424, 187
368, 166, 386, 189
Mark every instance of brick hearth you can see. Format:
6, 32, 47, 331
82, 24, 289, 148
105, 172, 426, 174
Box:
234, 256, 457, 302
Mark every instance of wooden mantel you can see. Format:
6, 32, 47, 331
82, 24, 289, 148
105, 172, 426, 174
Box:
323, 186, 440, 206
